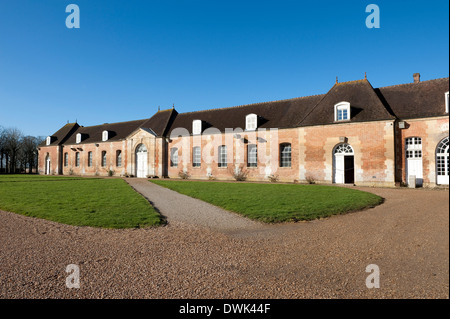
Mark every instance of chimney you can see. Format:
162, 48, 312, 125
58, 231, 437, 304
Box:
413, 73, 421, 83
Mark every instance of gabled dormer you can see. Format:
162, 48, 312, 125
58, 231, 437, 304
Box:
76, 133, 83, 144
334, 102, 351, 122
46, 136, 54, 146
102, 130, 109, 142
192, 120, 202, 135
245, 113, 258, 131
445, 91, 449, 114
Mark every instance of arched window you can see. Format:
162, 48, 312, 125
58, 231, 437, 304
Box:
116, 150, 122, 167
101, 151, 107, 167
436, 137, 449, 185
170, 148, 178, 167
334, 143, 354, 155
247, 144, 257, 167
280, 143, 291, 168
75, 152, 80, 167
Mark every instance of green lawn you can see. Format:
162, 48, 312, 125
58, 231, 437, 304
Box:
151, 180, 383, 223
0, 175, 162, 228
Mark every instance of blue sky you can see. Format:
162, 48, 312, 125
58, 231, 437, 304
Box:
0, 0, 448, 137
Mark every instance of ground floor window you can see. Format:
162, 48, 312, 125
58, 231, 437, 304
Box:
218, 145, 227, 168
247, 144, 257, 167
280, 143, 291, 168
116, 150, 122, 167
193, 146, 201, 167
75, 152, 80, 167
64, 152, 68, 167
170, 148, 178, 167
101, 151, 107, 167
88, 152, 93, 167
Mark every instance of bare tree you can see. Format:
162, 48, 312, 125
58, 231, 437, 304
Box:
2, 128, 23, 173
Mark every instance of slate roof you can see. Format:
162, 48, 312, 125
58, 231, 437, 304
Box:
43, 76, 449, 144
376, 77, 449, 120
298, 79, 395, 127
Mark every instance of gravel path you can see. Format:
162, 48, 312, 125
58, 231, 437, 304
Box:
126, 179, 266, 234
0, 184, 448, 299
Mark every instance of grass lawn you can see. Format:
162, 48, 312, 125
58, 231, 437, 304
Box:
0, 175, 162, 228
151, 180, 383, 223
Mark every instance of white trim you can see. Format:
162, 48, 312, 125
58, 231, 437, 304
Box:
334, 102, 351, 122
192, 120, 202, 135
76, 133, 82, 144
102, 130, 109, 142
245, 114, 257, 131
46, 136, 51, 146
445, 91, 449, 114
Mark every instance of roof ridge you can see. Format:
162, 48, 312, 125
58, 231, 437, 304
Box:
378, 77, 449, 90
77, 118, 149, 129
178, 93, 326, 116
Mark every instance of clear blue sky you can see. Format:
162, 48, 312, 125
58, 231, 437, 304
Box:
0, 0, 448, 137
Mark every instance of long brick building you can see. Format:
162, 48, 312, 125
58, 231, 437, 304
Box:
38, 74, 449, 187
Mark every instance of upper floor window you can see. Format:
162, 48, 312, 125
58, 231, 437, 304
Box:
192, 120, 202, 135
170, 148, 178, 167
246, 114, 258, 131
76, 133, 82, 144
445, 92, 449, 113
46, 136, 52, 146
335, 102, 351, 122
102, 130, 109, 142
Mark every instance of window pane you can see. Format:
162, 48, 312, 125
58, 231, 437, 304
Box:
218, 146, 227, 167
248, 144, 257, 167
280, 144, 291, 167
170, 148, 178, 167
193, 147, 201, 167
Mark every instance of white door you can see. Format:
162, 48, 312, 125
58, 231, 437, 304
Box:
135, 144, 148, 178
333, 143, 354, 184
334, 155, 345, 184
406, 137, 423, 186
436, 137, 449, 185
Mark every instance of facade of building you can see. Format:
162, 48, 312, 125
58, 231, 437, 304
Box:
38, 74, 449, 187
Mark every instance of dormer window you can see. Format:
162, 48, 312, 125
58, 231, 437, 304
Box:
46, 136, 52, 146
102, 130, 109, 142
192, 120, 202, 135
246, 114, 257, 131
335, 102, 351, 121
445, 92, 449, 113
76, 133, 82, 144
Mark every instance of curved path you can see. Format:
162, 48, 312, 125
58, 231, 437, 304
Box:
126, 178, 268, 234
0, 181, 448, 299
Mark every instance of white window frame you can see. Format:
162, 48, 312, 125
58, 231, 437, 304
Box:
192, 120, 202, 135
218, 145, 227, 168
102, 130, 109, 142
170, 148, 178, 167
46, 136, 52, 146
192, 146, 201, 167
246, 114, 257, 131
334, 102, 351, 122
445, 92, 449, 113
247, 144, 257, 167
76, 133, 82, 144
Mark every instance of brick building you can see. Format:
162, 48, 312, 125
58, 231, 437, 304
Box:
38, 74, 449, 187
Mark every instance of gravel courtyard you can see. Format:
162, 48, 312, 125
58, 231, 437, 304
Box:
0, 183, 448, 299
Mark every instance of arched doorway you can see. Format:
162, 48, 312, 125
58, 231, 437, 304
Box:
436, 137, 449, 185
135, 144, 148, 178
45, 154, 51, 175
333, 143, 355, 184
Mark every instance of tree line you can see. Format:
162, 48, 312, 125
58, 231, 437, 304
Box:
0, 126, 44, 174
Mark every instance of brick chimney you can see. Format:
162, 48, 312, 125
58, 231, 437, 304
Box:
413, 73, 421, 83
